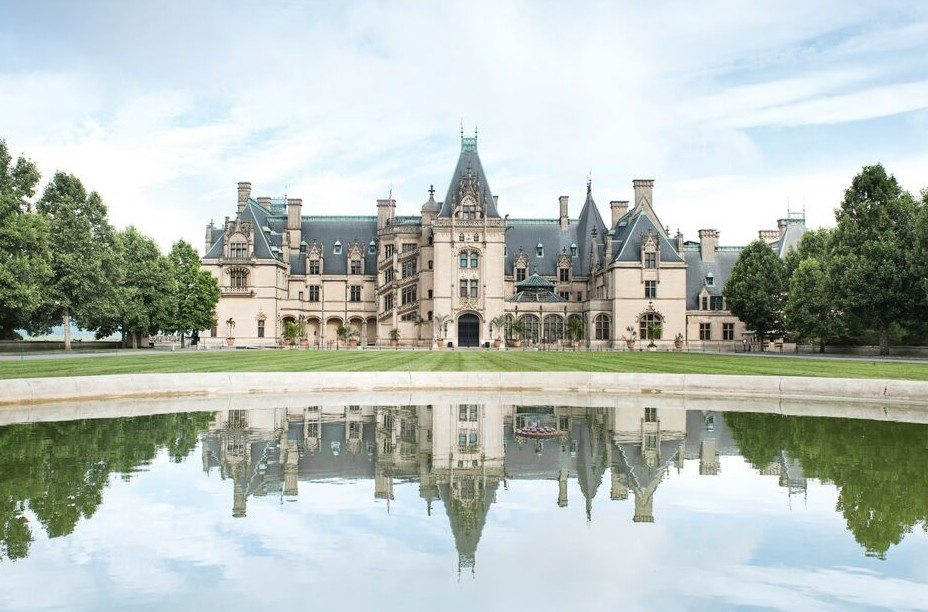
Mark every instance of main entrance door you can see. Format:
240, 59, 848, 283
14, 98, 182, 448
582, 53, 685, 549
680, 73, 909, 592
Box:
457, 314, 480, 347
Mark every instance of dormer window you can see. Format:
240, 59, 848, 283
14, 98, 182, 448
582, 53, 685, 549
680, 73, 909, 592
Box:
333, 240, 342, 255
570, 243, 577, 257
536, 243, 544, 257
705, 273, 715, 286
460, 196, 478, 219
645, 252, 656, 268
229, 240, 248, 259
368, 240, 376, 254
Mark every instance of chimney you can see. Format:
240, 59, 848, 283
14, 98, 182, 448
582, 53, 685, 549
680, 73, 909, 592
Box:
205, 220, 214, 255
605, 231, 613, 261
287, 198, 302, 231
759, 229, 779, 243
698, 229, 718, 263
676, 229, 684, 254
558, 196, 569, 230
632, 179, 654, 211
777, 218, 788, 238
377, 198, 395, 230
610, 200, 629, 226
237, 182, 252, 215
256, 196, 272, 210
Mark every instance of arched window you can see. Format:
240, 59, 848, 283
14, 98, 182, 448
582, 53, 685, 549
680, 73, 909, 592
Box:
543, 315, 564, 342
639, 313, 663, 340
521, 315, 539, 343
567, 314, 584, 339
504, 315, 515, 340
594, 314, 610, 340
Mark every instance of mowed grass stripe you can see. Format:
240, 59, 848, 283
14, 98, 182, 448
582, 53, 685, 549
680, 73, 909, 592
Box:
1, 350, 927, 381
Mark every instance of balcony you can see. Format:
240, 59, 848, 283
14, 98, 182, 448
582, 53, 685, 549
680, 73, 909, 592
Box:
397, 247, 419, 261
221, 286, 255, 297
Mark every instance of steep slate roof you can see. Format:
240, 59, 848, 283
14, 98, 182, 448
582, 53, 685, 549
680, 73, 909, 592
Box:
611, 209, 684, 264
438, 137, 501, 219
504, 185, 607, 278
773, 216, 807, 258
301, 216, 378, 275
683, 248, 741, 310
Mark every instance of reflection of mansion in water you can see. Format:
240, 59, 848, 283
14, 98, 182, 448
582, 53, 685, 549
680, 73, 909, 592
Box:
201, 403, 805, 570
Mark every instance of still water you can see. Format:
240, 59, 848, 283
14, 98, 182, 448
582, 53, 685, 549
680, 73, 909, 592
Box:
1, 402, 927, 611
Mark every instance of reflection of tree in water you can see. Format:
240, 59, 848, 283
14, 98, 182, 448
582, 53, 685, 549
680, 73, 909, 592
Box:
0, 412, 213, 561
725, 412, 928, 558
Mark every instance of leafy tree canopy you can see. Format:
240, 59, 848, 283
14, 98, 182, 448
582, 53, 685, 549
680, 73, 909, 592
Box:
167, 240, 219, 345
723, 240, 786, 344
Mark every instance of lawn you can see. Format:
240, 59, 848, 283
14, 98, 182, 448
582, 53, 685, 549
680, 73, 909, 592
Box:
1, 349, 927, 381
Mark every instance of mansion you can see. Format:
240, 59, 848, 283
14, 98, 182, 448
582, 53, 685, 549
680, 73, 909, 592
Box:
201, 135, 805, 348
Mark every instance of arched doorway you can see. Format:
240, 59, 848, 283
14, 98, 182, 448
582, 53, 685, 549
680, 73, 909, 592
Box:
457, 313, 480, 347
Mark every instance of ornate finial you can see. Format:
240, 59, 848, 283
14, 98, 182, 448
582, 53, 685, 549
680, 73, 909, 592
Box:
428, 184, 435, 197
474, 125, 478, 140
460, 118, 464, 140
587, 172, 592, 194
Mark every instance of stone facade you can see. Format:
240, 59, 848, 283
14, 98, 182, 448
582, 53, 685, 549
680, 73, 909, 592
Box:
201, 136, 805, 348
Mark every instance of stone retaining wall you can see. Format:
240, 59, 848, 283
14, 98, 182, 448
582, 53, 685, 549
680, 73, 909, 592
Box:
2, 372, 927, 407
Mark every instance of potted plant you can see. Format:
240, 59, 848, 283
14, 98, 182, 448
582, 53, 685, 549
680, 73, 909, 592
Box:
566, 316, 583, 348
414, 315, 427, 347
491, 314, 508, 348
433, 313, 451, 348
336, 324, 358, 348
674, 332, 684, 350
509, 318, 525, 348
389, 327, 400, 347
623, 325, 637, 350
646, 323, 660, 350
225, 317, 236, 347
282, 320, 302, 347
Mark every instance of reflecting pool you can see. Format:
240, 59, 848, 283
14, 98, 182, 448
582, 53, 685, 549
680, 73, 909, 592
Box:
1, 402, 927, 611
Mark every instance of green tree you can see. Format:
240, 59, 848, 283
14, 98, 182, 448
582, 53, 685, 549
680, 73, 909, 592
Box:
0, 140, 53, 339
36, 172, 118, 350
167, 240, 219, 347
828, 165, 921, 356
784, 258, 845, 351
723, 240, 786, 349
0, 412, 213, 561
783, 227, 832, 277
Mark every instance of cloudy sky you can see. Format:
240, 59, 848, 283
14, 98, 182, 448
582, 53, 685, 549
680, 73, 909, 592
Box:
2, 1, 928, 252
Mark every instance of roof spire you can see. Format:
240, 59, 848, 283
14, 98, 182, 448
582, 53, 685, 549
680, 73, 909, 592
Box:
587, 172, 592, 194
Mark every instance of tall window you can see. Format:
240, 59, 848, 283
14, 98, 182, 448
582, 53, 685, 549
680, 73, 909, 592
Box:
701, 296, 708, 310
645, 252, 656, 268
462, 198, 476, 219
257, 320, 265, 338
710, 296, 724, 310
350, 259, 361, 275
543, 315, 564, 342
402, 285, 417, 305
384, 244, 395, 258
309, 259, 320, 275
559, 267, 570, 282
384, 268, 394, 283
459, 279, 468, 298
384, 294, 394, 311
644, 407, 657, 423
645, 280, 657, 299
470, 279, 479, 298
700, 322, 711, 340
723, 322, 735, 341
230, 268, 247, 289
521, 315, 539, 342
229, 241, 248, 258
308, 286, 320, 302
460, 252, 468, 268
516, 267, 526, 282
350, 285, 361, 302
471, 252, 479, 268
594, 314, 610, 340
639, 313, 663, 340
402, 261, 416, 278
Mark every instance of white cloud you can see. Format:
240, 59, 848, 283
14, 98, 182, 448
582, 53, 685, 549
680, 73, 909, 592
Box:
1, 1, 927, 252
